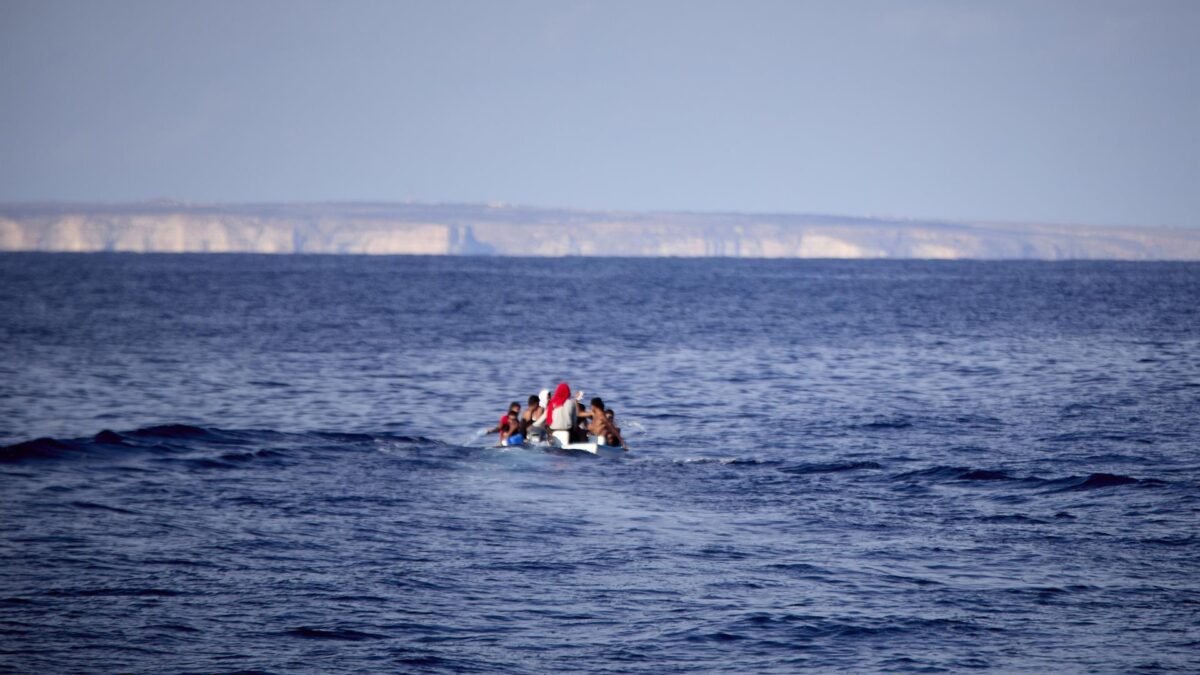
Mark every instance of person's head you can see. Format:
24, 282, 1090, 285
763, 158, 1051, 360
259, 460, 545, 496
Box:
508, 401, 520, 415
528, 395, 539, 407
606, 409, 615, 421
553, 383, 570, 401
507, 410, 518, 420
590, 397, 604, 412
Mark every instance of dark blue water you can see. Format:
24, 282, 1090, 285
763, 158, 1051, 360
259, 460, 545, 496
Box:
1, 254, 1198, 673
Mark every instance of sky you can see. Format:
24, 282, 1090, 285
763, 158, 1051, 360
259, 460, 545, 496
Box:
1, 0, 1197, 227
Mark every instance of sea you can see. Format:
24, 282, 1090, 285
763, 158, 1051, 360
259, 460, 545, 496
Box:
1, 253, 1197, 673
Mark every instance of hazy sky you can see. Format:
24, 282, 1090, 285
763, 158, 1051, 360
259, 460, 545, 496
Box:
2, 0, 1197, 227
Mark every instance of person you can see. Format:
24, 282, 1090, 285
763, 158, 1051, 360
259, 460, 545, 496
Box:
572, 397, 591, 443
603, 408, 624, 448
546, 382, 578, 445
521, 393, 546, 442
563, 388, 610, 443
487, 402, 521, 445
586, 397, 626, 449
501, 409, 524, 446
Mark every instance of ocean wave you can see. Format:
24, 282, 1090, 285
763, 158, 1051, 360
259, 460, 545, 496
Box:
286, 626, 386, 641
976, 514, 1051, 525
675, 457, 781, 466
69, 501, 137, 515
129, 424, 214, 439
891, 465, 1160, 492
777, 460, 882, 475
0, 425, 446, 467
893, 465, 1009, 482
43, 588, 181, 598
0, 437, 80, 463
1041, 472, 1151, 491
677, 612, 995, 646
856, 417, 913, 430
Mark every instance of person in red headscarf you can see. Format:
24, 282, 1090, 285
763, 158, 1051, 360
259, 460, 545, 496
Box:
546, 383, 572, 429
549, 381, 596, 443
550, 383, 604, 444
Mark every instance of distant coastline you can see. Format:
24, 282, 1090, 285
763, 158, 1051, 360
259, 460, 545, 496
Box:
1, 202, 1197, 260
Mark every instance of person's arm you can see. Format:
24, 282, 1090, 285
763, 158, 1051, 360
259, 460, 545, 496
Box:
605, 419, 628, 450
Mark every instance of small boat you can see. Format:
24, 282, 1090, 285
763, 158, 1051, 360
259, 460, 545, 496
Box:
514, 429, 627, 457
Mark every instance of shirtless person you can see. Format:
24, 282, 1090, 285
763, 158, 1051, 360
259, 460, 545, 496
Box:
603, 408, 623, 447
585, 397, 626, 449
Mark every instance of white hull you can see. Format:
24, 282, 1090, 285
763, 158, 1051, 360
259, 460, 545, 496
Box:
558, 441, 626, 458
511, 430, 626, 457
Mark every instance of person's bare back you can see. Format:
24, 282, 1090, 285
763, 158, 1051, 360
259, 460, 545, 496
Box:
586, 397, 625, 448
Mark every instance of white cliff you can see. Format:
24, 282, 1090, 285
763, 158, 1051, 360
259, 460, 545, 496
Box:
0, 202, 1197, 260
